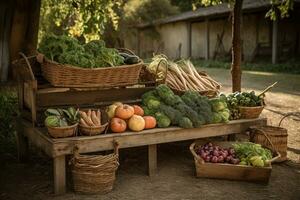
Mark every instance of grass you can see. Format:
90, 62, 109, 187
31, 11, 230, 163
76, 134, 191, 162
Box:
0, 89, 18, 156
192, 59, 300, 74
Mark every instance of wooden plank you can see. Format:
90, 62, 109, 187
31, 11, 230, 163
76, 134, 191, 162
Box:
53, 155, 66, 194
48, 118, 267, 157
148, 144, 157, 176
23, 121, 54, 157
195, 161, 271, 182
36, 87, 154, 107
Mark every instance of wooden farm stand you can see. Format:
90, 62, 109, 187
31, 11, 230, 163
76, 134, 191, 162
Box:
15, 57, 267, 194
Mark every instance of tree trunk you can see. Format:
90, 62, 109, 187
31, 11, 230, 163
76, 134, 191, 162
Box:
231, 0, 243, 92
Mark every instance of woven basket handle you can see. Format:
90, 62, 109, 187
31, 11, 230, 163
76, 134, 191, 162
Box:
18, 52, 35, 81
189, 142, 205, 164
118, 48, 136, 56
156, 59, 169, 85
250, 127, 281, 163
279, 112, 300, 127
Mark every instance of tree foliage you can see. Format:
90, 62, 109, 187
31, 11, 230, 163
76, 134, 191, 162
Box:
39, 0, 123, 42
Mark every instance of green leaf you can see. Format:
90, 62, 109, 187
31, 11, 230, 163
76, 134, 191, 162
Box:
45, 108, 61, 116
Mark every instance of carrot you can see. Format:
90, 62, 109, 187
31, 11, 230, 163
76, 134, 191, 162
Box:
81, 111, 95, 126
96, 110, 101, 124
91, 111, 100, 126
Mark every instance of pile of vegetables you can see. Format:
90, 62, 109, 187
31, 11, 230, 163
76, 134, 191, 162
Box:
106, 102, 157, 133
147, 55, 221, 95
141, 84, 230, 128
195, 142, 274, 167
196, 142, 240, 164
45, 107, 80, 127
39, 34, 140, 68
233, 142, 273, 167
210, 97, 230, 123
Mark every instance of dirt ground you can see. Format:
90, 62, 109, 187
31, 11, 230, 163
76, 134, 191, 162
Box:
0, 68, 300, 200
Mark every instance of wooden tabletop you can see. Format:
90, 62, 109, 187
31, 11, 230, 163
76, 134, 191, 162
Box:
22, 118, 267, 157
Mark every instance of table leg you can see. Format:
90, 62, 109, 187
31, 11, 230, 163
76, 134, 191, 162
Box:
54, 155, 66, 195
148, 144, 157, 176
16, 118, 29, 162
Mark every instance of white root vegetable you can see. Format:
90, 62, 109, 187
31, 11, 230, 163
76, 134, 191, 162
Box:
91, 111, 100, 126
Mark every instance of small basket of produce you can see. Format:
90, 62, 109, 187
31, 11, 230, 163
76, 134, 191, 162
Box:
70, 141, 119, 194
146, 55, 221, 98
190, 138, 280, 182
44, 107, 80, 138
37, 34, 142, 88
79, 109, 109, 136
224, 82, 277, 120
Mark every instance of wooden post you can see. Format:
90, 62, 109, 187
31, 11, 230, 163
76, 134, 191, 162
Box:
205, 18, 210, 60
53, 155, 66, 195
187, 21, 192, 58
148, 144, 157, 176
272, 19, 278, 64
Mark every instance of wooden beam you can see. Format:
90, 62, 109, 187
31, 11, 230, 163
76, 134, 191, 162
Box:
148, 144, 157, 176
272, 20, 278, 64
36, 87, 154, 107
187, 22, 192, 58
205, 18, 210, 60
53, 155, 66, 195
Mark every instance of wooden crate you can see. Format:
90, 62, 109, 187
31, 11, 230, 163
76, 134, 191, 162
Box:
190, 141, 279, 183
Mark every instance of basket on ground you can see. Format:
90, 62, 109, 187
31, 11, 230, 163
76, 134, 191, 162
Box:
47, 123, 78, 138
70, 141, 119, 194
239, 106, 264, 119
190, 139, 280, 183
37, 49, 142, 88
79, 109, 109, 136
249, 115, 289, 162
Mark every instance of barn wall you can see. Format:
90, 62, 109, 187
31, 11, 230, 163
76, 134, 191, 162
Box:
157, 21, 189, 59
125, 7, 300, 61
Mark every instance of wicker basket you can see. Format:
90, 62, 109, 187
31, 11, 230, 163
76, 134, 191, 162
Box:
249, 126, 287, 162
37, 50, 143, 88
239, 106, 264, 119
70, 141, 119, 194
79, 109, 109, 136
47, 123, 78, 138
79, 123, 108, 136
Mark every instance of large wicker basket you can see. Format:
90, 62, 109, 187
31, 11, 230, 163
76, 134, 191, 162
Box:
70, 141, 119, 194
37, 50, 142, 88
249, 126, 287, 162
239, 106, 264, 119
47, 123, 78, 138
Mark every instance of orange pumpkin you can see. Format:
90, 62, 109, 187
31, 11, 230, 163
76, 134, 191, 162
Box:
110, 117, 127, 133
133, 105, 144, 116
143, 116, 157, 129
115, 104, 134, 120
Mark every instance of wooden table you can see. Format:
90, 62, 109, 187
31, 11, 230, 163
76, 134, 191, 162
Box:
17, 118, 267, 195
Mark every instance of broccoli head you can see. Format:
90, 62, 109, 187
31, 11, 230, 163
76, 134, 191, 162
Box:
159, 104, 183, 125
155, 112, 171, 128
175, 103, 205, 127
210, 98, 228, 112
179, 117, 193, 128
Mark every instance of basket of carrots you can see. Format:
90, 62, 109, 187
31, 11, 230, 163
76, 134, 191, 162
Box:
79, 109, 109, 136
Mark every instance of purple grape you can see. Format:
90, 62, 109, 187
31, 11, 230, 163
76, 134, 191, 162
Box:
213, 150, 219, 156
205, 156, 211, 162
228, 148, 235, 155
211, 156, 218, 163
218, 156, 224, 163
